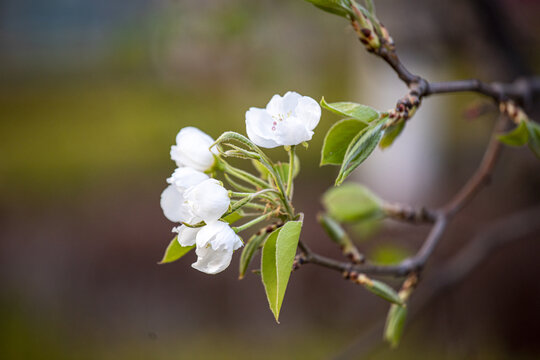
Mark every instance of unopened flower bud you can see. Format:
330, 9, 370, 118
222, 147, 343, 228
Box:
184, 179, 230, 223
192, 221, 243, 274
160, 167, 209, 224
172, 225, 200, 247
170, 127, 218, 172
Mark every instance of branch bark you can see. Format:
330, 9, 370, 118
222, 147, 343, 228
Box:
334, 205, 540, 360
301, 115, 506, 278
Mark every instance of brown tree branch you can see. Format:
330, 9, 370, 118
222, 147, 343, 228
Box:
382, 202, 437, 224
376, 43, 540, 105
300, 115, 506, 278
334, 205, 540, 360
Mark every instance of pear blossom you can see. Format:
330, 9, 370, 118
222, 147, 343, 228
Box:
170, 127, 218, 171
160, 167, 209, 223
192, 221, 243, 274
167, 166, 209, 187
245, 91, 321, 148
184, 179, 230, 223
172, 225, 200, 247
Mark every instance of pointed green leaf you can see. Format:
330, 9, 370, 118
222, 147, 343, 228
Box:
497, 121, 529, 146
322, 183, 382, 222
336, 119, 386, 185
261, 221, 303, 323
321, 119, 368, 166
320, 97, 379, 123
526, 121, 540, 158
239, 232, 267, 279
384, 304, 408, 348
360, 277, 403, 305
379, 121, 405, 149
222, 211, 244, 225
158, 236, 195, 264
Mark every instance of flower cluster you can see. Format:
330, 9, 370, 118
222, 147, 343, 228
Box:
160, 92, 321, 275
161, 127, 242, 274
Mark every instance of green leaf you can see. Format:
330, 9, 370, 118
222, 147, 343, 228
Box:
379, 121, 405, 149
239, 232, 267, 279
261, 221, 303, 323
350, 217, 382, 239
223, 211, 243, 225
322, 183, 382, 223
336, 119, 386, 185
304, 0, 353, 18
497, 121, 529, 146
526, 121, 540, 158
360, 277, 403, 305
275, 155, 300, 184
371, 245, 411, 265
158, 236, 195, 264
252, 159, 270, 178
384, 304, 408, 348
321, 119, 368, 166
320, 97, 379, 123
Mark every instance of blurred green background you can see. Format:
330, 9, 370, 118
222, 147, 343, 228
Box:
1, 0, 540, 359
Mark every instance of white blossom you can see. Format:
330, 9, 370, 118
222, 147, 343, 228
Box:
245, 91, 321, 148
167, 167, 209, 187
184, 179, 230, 223
192, 221, 243, 274
160, 168, 209, 224
170, 127, 217, 171
172, 225, 200, 247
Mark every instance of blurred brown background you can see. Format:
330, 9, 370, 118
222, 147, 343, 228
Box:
1, 0, 539, 359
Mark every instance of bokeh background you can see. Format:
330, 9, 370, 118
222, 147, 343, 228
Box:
1, 0, 540, 359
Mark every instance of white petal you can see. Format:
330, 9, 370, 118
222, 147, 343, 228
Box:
191, 245, 233, 274
295, 96, 321, 131
173, 225, 200, 247
281, 91, 302, 114
245, 108, 280, 148
184, 179, 230, 223
171, 127, 216, 171
232, 236, 243, 251
195, 221, 242, 251
274, 116, 313, 146
160, 185, 202, 224
167, 167, 209, 188
160, 185, 185, 222
265, 94, 285, 117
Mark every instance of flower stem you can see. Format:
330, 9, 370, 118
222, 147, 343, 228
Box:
220, 159, 269, 189
232, 211, 277, 233
226, 189, 279, 216
242, 203, 268, 211
286, 145, 296, 199
230, 189, 280, 198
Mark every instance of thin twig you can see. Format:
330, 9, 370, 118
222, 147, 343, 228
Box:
376, 44, 540, 104
334, 205, 540, 360
302, 116, 507, 278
